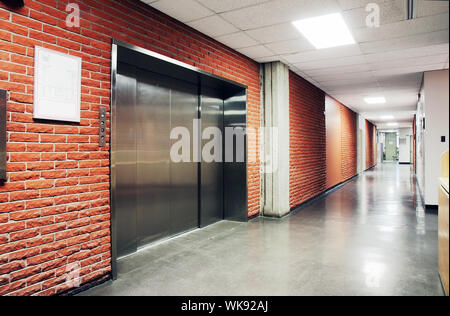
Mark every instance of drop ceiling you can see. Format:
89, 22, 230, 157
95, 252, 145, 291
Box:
141, 0, 449, 128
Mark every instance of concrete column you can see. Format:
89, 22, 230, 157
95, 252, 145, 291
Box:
262, 62, 290, 218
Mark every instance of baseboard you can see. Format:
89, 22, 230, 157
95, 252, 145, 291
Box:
439, 272, 449, 296
248, 212, 260, 220
58, 273, 111, 296
288, 174, 360, 216
399, 162, 411, 165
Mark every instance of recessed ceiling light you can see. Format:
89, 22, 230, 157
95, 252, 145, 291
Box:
387, 122, 398, 126
364, 97, 386, 104
292, 13, 355, 49
380, 115, 394, 120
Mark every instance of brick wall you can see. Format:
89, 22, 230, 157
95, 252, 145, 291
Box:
325, 96, 357, 189
339, 102, 357, 181
365, 120, 377, 169
0, 0, 260, 296
289, 71, 326, 208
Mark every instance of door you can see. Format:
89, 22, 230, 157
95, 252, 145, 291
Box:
385, 132, 398, 161
200, 89, 224, 227
169, 79, 199, 234
113, 42, 248, 264
136, 69, 199, 247
136, 70, 171, 246
115, 63, 138, 257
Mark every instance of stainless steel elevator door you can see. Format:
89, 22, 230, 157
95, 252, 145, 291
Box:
136, 70, 171, 246
115, 63, 138, 257
201, 91, 224, 227
169, 80, 199, 234
114, 45, 248, 262
136, 69, 199, 247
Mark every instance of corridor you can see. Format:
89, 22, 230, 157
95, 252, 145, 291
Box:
81, 164, 442, 296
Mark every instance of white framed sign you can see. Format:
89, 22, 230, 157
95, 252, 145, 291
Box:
33, 46, 81, 122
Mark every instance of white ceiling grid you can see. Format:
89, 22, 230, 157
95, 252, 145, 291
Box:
141, 0, 449, 128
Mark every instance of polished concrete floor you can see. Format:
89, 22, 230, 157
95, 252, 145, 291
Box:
80, 163, 443, 296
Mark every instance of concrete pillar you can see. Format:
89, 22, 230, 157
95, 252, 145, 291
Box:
262, 62, 290, 218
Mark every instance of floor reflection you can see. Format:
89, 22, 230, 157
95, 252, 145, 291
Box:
81, 163, 442, 296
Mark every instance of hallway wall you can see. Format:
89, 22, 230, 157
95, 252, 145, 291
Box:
289, 75, 359, 209
325, 96, 358, 189
0, 0, 261, 296
289, 71, 326, 209
365, 120, 377, 170
416, 70, 449, 206
339, 101, 358, 182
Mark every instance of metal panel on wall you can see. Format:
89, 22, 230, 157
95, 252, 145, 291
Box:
115, 63, 138, 258
223, 91, 248, 222
170, 79, 199, 234
136, 69, 171, 247
200, 89, 224, 227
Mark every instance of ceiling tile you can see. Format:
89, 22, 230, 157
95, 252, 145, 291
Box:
265, 38, 313, 55
187, 15, 239, 37
220, 0, 340, 30
237, 45, 275, 59
304, 63, 372, 76
372, 63, 444, 77
196, 0, 271, 13
337, 0, 397, 11
150, 0, 213, 23
369, 54, 449, 71
342, 0, 406, 30
359, 30, 449, 54
354, 13, 449, 43
293, 54, 367, 71
216, 32, 259, 49
363, 44, 449, 63
282, 45, 362, 64
245, 23, 302, 44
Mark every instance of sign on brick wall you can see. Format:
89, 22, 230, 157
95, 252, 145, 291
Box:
33, 46, 81, 123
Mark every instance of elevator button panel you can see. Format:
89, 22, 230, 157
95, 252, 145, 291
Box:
99, 106, 107, 147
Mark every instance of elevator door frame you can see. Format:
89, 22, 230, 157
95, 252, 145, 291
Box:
110, 40, 249, 279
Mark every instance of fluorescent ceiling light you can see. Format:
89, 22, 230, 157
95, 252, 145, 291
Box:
387, 122, 398, 126
364, 97, 386, 104
292, 13, 355, 49
380, 115, 394, 120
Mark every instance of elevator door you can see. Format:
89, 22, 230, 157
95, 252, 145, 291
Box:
136, 68, 199, 247
114, 44, 248, 263
115, 63, 137, 257
201, 88, 224, 227
116, 64, 199, 256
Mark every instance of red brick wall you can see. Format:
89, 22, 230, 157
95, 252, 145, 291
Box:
365, 120, 377, 169
339, 103, 357, 181
325, 96, 357, 189
0, 0, 260, 296
289, 71, 326, 208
